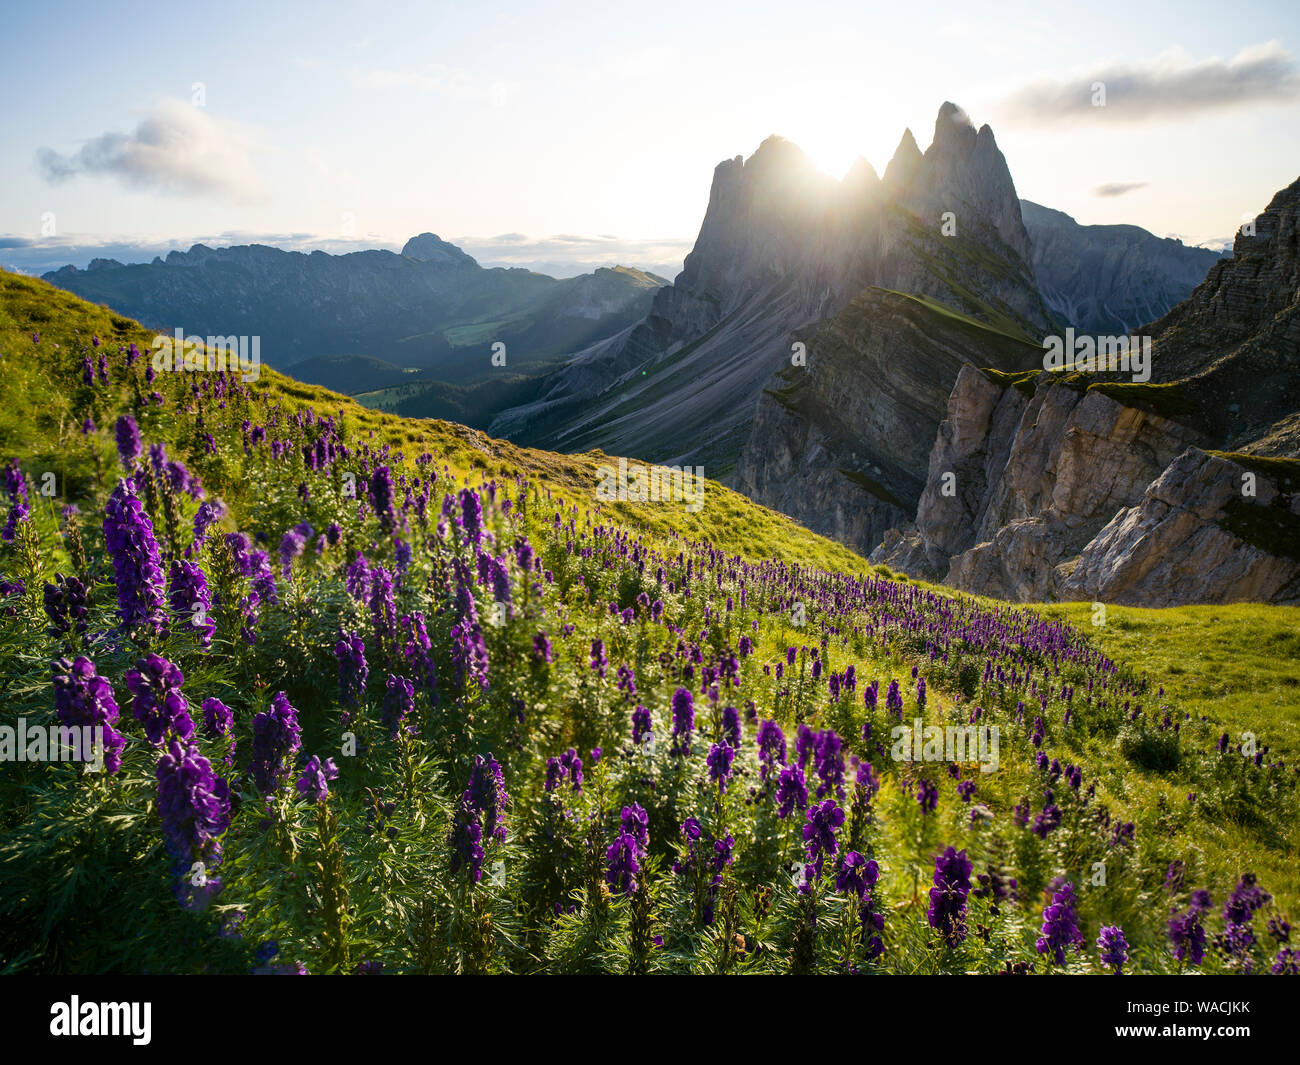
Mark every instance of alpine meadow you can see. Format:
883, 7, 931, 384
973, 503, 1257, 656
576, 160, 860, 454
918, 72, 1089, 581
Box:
0, 267, 1295, 978
1, 1, 1299, 1012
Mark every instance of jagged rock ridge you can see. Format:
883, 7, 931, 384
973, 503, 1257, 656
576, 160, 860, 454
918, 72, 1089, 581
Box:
492, 103, 1058, 476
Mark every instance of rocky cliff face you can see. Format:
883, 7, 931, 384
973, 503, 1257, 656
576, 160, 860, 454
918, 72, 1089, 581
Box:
493, 103, 1058, 475
735, 293, 1043, 555
873, 367, 1206, 595
1058, 449, 1300, 605
873, 336, 1299, 606
873, 370, 1300, 605
1021, 200, 1222, 335
1137, 175, 1300, 456
1147, 177, 1300, 377
869, 172, 1300, 607
905, 104, 1035, 266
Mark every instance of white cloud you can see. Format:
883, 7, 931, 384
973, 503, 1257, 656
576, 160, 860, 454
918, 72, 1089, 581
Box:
1092, 181, 1149, 197
36, 99, 267, 202
999, 42, 1300, 124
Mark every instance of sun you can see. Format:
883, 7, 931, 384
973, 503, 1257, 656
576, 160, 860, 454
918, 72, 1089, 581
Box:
776, 88, 926, 183
784, 112, 896, 183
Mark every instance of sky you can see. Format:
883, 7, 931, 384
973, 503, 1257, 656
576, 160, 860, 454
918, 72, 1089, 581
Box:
2, 0, 1299, 277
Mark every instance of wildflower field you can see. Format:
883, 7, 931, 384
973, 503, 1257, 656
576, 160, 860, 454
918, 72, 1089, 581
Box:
0, 270, 1296, 976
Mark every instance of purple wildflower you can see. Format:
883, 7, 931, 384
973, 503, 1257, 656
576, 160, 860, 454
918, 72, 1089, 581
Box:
812, 728, 845, 799
606, 830, 643, 896
451, 619, 490, 691
916, 778, 938, 814
757, 719, 787, 781
1032, 804, 1063, 838
382, 674, 415, 738
776, 763, 810, 818
632, 704, 652, 745
191, 499, 226, 550
1037, 882, 1085, 964
278, 529, 306, 578
707, 742, 736, 791
1223, 873, 1271, 926
722, 705, 741, 747
249, 692, 302, 792
835, 850, 880, 901
590, 639, 608, 678
114, 415, 143, 470
621, 803, 649, 850
125, 654, 194, 744
168, 559, 215, 648
51, 656, 126, 774
1097, 926, 1129, 973
532, 631, 553, 664
200, 697, 235, 761
449, 753, 508, 880
1169, 906, 1207, 966
928, 847, 973, 945
800, 799, 845, 888
155, 739, 231, 903
670, 686, 694, 755
43, 574, 90, 642
335, 631, 368, 713
459, 487, 483, 546
369, 465, 396, 533
400, 613, 437, 693
296, 755, 340, 803
103, 479, 167, 636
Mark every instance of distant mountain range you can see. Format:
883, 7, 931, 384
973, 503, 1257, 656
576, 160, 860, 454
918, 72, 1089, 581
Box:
1020, 200, 1225, 335
43, 235, 666, 389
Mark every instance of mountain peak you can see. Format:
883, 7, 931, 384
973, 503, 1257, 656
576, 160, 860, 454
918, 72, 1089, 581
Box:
844, 156, 881, 190
929, 101, 977, 157
401, 233, 478, 268
754, 133, 795, 153
888, 103, 1032, 264
883, 128, 923, 189
747, 135, 819, 177
936, 100, 972, 125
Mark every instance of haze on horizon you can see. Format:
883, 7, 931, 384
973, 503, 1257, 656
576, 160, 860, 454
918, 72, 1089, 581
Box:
2, 0, 1299, 277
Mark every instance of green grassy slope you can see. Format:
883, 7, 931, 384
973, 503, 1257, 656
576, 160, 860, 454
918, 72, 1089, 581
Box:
1038, 601, 1300, 907
0, 267, 1295, 974
0, 270, 870, 576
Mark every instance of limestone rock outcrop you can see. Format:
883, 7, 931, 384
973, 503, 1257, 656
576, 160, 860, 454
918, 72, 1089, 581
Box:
1058, 449, 1300, 605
